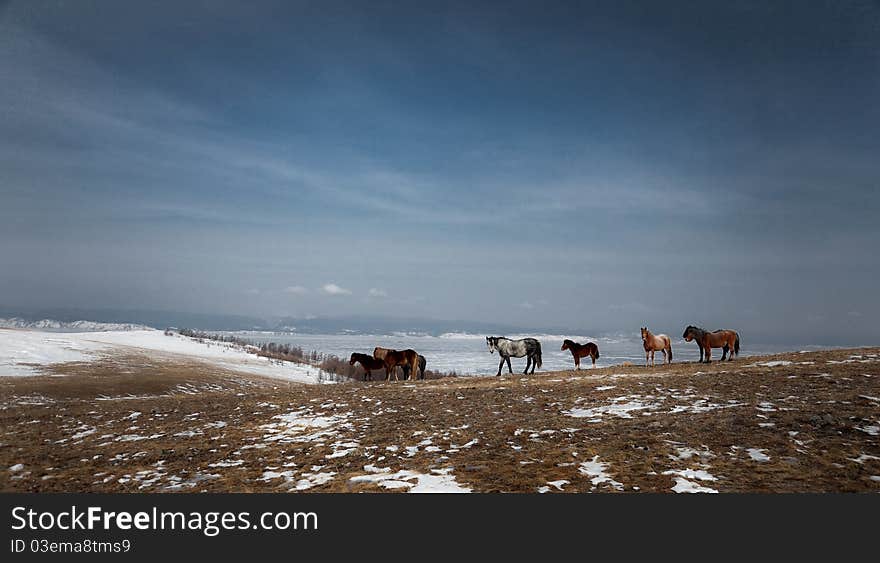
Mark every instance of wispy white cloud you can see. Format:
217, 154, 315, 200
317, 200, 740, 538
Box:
284, 286, 308, 295
368, 288, 388, 298
321, 283, 352, 296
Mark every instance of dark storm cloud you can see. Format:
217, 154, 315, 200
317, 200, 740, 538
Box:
1, 1, 878, 344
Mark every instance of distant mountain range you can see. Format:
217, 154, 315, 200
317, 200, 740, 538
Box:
0, 306, 561, 336
0, 318, 151, 331
0, 307, 266, 332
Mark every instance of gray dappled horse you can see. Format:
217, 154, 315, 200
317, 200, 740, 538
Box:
486, 336, 542, 376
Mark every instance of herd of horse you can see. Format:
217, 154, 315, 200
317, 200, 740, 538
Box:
349, 347, 426, 381
348, 325, 741, 381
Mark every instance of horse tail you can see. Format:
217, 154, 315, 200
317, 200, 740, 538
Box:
735, 333, 740, 355
535, 341, 543, 368
668, 341, 672, 361
594, 344, 600, 360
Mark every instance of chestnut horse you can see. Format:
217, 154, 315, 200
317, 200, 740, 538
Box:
349, 353, 385, 381
406, 354, 427, 380
373, 347, 426, 380
373, 346, 420, 381
682, 326, 740, 363
640, 327, 672, 367
561, 339, 600, 369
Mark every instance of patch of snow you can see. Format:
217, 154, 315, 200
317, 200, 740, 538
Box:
668, 477, 718, 493
69, 426, 97, 440
565, 397, 659, 421
667, 399, 745, 415
848, 454, 880, 465
350, 467, 471, 493
294, 471, 337, 490
208, 459, 244, 468
746, 360, 793, 367
260, 409, 351, 445
668, 444, 714, 462
578, 456, 624, 491
663, 468, 718, 482
115, 433, 164, 442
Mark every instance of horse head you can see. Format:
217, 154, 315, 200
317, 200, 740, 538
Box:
682, 326, 697, 341
349, 353, 357, 365
561, 339, 571, 351
486, 336, 497, 354
640, 327, 648, 341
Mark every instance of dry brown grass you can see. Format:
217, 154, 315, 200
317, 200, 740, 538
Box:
1, 347, 878, 493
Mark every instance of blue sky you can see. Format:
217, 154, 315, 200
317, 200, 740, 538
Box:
1, 1, 879, 343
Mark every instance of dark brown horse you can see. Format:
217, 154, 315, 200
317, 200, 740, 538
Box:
682, 326, 740, 363
349, 353, 385, 381
561, 339, 600, 369
373, 346, 420, 382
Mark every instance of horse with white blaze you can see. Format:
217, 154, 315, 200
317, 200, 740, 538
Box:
486, 336, 542, 376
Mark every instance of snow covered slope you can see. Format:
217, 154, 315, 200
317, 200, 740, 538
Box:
0, 329, 326, 383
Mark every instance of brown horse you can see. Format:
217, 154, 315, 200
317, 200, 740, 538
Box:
373, 346, 420, 382
406, 354, 427, 380
349, 353, 385, 381
561, 339, 600, 369
682, 326, 740, 363
640, 327, 672, 367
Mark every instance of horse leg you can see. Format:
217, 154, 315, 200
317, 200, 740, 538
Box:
530, 354, 537, 374
497, 357, 504, 377
575, 355, 580, 370
524, 355, 531, 374
705, 346, 712, 364
645, 351, 649, 367
721, 345, 728, 362
506, 356, 513, 374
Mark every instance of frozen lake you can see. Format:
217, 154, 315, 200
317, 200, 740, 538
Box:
221, 331, 818, 376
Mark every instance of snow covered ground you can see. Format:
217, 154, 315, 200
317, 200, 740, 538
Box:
0, 329, 326, 383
